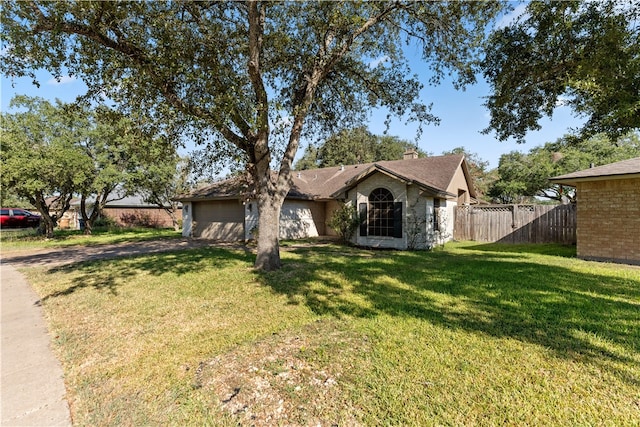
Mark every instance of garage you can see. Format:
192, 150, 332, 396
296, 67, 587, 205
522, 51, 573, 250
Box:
192, 200, 245, 241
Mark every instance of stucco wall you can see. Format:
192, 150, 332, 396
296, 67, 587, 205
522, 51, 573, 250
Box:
280, 200, 325, 239
447, 167, 472, 205
182, 202, 193, 237
324, 199, 343, 237
575, 178, 640, 264
243, 199, 326, 240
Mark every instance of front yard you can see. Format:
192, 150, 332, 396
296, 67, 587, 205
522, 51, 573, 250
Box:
18, 240, 640, 425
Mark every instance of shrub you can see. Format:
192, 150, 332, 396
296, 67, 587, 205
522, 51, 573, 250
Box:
119, 211, 160, 228
327, 203, 360, 243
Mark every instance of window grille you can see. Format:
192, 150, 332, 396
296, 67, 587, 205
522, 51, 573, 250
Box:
368, 188, 395, 237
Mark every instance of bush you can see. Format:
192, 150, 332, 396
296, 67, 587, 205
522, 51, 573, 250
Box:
327, 203, 360, 243
119, 211, 160, 228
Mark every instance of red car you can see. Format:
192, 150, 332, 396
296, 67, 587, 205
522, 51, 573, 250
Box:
0, 208, 42, 228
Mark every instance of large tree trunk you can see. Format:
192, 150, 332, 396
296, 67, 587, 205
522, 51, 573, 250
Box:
41, 215, 56, 238
80, 196, 93, 235
32, 192, 57, 238
254, 194, 282, 271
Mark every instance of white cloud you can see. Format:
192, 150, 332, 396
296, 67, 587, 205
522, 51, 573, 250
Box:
369, 55, 390, 68
555, 96, 570, 108
47, 75, 76, 85
496, 3, 528, 29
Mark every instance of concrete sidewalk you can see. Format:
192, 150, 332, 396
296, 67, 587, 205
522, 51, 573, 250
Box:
1, 262, 71, 426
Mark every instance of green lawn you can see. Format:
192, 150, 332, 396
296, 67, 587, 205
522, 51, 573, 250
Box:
21, 241, 640, 426
0, 227, 181, 252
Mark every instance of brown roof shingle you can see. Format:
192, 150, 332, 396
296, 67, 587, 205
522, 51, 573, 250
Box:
550, 157, 640, 184
176, 154, 471, 201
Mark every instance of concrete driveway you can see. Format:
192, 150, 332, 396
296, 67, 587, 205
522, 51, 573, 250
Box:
1, 237, 229, 268
0, 237, 231, 426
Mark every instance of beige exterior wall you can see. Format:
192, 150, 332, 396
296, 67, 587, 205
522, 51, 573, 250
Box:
182, 202, 192, 237
446, 166, 472, 205
280, 200, 325, 239
324, 199, 343, 237
575, 178, 640, 264
244, 199, 326, 240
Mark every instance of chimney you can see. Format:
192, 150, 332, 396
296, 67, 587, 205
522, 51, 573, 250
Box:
403, 148, 419, 160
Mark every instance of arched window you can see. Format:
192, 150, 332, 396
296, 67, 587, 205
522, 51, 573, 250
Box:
368, 188, 395, 237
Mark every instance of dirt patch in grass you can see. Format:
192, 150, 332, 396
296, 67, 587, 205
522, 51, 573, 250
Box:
194, 320, 369, 426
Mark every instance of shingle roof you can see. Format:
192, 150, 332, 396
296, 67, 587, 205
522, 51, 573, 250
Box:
550, 157, 640, 184
175, 154, 472, 201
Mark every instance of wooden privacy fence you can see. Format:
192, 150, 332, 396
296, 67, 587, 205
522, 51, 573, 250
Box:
454, 204, 576, 244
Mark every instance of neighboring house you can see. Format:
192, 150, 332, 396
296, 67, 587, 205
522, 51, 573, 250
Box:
550, 157, 640, 265
176, 152, 478, 250
71, 194, 182, 229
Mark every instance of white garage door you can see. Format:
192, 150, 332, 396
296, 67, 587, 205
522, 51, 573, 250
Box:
193, 200, 244, 241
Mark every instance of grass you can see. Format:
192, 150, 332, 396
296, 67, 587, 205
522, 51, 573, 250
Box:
0, 227, 181, 252
18, 240, 640, 426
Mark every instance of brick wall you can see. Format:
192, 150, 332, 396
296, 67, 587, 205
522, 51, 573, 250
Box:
103, 207, 181, 229
576, 178, 640, 264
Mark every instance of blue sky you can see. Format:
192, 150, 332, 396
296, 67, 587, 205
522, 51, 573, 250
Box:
1, 0, 584, 171
0, 2, 584, 168
1, 69, 584, 170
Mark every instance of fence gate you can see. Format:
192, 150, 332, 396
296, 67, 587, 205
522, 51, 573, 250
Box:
454, 204, 576, 244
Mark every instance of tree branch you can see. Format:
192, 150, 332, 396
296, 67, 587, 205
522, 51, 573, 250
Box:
29, 1, 250, 151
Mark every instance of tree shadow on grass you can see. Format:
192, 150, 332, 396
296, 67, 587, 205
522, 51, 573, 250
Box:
258, 246, 640, 387
33, 243, 640, 387
36, 247, 254, 304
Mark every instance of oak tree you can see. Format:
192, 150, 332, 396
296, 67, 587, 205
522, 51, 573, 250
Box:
0, 96, 94, 237
483, 0, 640, 143
295, 127, 426, 170
2, 1, 506, 269
488, 132, 640, 203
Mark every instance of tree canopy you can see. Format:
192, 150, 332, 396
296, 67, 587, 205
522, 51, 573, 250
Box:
488, 132, 640, 203
482, 0, 640, 143
1, 96, 179, 236
1, 96, 94, 236
75, 106, 178, 234
295, 127, 426, 170
2, 1, 506, 269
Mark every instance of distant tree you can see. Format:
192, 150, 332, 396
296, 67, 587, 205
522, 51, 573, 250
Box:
1, 96, 178, 236
138, 156, 191, 231
2, 1, 506, 270
489, 132, 640, 203
0, 96, 94, 237
0, 192, 34, 210
440, 147, 493, 201
68, 106, 178, 235
482, 1, 640, 143
294, 145, 321, 171
295, 127, 427, 170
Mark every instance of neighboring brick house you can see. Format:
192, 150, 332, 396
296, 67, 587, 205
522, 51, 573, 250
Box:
99, 195, 182, 229
69, 194, 182, 229
550, 157, 640, 265
175, 153, 478, 250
